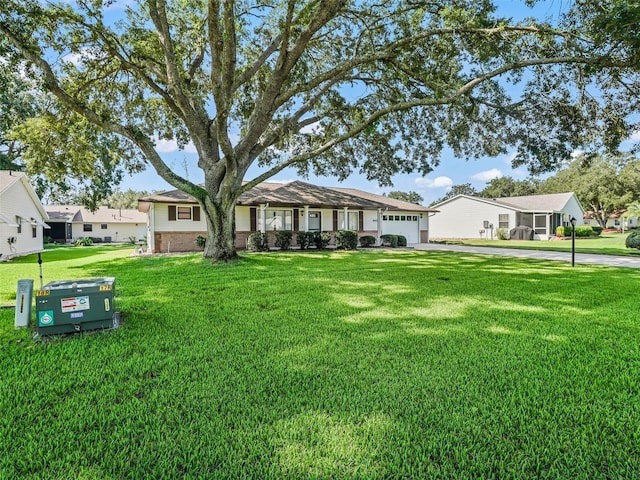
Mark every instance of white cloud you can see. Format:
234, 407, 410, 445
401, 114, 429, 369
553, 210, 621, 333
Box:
628, 131, 640, 142
63, 52, 83, 66
570, 149, 586, 158
471, 168, 502, 182
269, 179, 295, 184
500, 151, 518, 165
154, 138, 180, 153
414, 176, 453, 189
300, 121, 323, 134
154, 138, 198, 154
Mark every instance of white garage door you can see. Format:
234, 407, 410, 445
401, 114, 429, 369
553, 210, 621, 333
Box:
381, 214, 420, 243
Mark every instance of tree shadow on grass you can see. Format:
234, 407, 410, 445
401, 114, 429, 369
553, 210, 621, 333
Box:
3, 250, 639, 478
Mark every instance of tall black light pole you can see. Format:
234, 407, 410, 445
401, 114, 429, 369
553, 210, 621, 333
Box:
570, 217, 577, 267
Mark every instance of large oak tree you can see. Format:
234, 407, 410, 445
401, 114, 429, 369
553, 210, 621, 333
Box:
2, 0, 639, 260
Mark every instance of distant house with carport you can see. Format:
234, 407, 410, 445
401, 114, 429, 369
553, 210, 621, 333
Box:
45, 205, 147, 243
138, 180, 437, 253
429, 192, 585, 240
0, 170, 50, 260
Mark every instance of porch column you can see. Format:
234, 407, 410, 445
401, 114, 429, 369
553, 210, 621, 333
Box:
304, 205, 309, 232
147, 204, 154, 253
343, 206, 349, 230
259, 204, 267, 233
377, 208, 383, 246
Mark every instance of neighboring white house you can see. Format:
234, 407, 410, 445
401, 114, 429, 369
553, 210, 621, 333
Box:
583, 210, 638, 230
0, 170, 50, 260
429, 192, 585, 240
45, 205, 147, 243
138, 180, 437, 253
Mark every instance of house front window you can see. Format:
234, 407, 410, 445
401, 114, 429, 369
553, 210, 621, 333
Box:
338, 211, 359, 230
498, 214, 509, 229
177, 206, 192, 220
263, 210, 292, 231
16, 216, 21, 234
83, 224, 93, 232
32, 225, 37, 238
168, 205, 201, 221
101, 224, 108, 230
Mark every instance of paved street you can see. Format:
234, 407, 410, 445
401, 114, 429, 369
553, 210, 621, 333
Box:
413, 243, 640, 269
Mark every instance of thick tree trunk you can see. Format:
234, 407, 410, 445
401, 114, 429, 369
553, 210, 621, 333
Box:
202, 196, 239, 262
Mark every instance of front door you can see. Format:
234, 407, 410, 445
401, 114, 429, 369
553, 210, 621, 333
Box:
308, 211, 321, 231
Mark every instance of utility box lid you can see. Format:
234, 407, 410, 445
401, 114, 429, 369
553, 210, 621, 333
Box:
36, 277, 117, 335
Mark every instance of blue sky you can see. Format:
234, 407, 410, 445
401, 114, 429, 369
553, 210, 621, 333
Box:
114, 0, 634, 205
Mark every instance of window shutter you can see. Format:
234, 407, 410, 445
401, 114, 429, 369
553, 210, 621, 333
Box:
359, 211, 364, 231
168, 205, 176, 221
193, 206, 201, 222
293, 209, 299, 231
250, 208, 257, 232
332, 210, 338, 231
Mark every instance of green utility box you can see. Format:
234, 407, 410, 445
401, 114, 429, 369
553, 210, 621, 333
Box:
35, 278, 118, 335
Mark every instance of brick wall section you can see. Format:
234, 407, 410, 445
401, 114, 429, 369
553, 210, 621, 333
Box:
153, 230, 388, 252
154, 231, 206, 253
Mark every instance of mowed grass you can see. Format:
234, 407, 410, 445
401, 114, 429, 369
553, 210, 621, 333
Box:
1, 248, 640, 479
456, 232, 640, 256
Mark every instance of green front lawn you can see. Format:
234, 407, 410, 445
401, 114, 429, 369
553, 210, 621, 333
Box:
1, 248, 639, 478
457, 232, 640, 256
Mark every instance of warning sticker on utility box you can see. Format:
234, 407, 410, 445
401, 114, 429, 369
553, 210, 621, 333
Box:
61, 296, 90, 313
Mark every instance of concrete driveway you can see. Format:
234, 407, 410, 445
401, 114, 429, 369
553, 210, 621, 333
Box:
413, 243, 640, 269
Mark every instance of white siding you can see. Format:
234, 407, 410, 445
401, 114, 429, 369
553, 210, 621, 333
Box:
362, 210, 379, 231
236, 206, 251, 231
562, 196, 585, 226
153, 203, 206, 232
430, 197, 515, 239
0, 178, 46, 259
71, 223, 145, 242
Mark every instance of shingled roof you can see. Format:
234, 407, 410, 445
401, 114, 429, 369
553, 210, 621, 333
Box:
330, 187, 436, 212
491, 192, 577, 212
139, 180, 432, 211
45, 205, 146, 223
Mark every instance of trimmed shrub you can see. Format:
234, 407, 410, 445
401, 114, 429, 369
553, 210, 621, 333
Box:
591, 226, 603, 235
313, 231, 331, 250
275, 230, 293, 250
575, 225, 594, 237
380, 234, 398, 248
496, 228, 509, 240
248, 232, 269, 251
336, 230, 358, 250
195, 235, 207, 249
296, 231, 314, 250
75, 237, 93, 247
557, 225, 594, 237
397, 235, 407, 247
626, 230, 640, 249
359, 235, 376, 248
